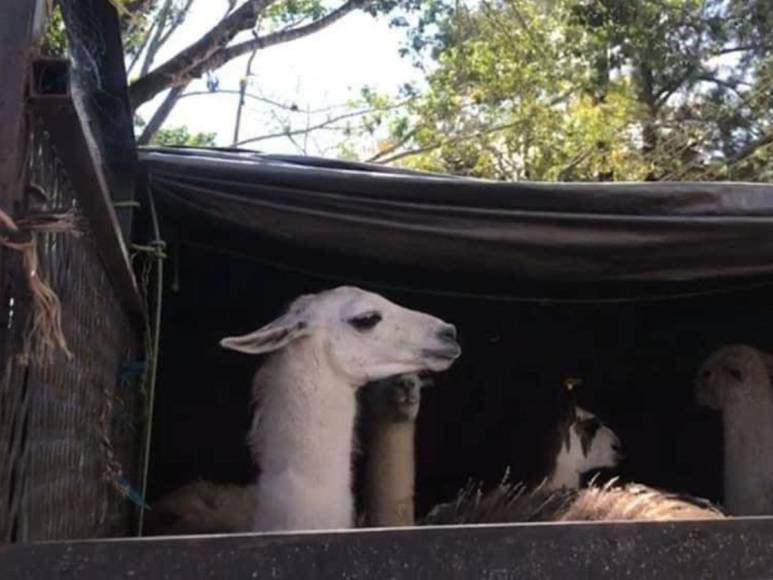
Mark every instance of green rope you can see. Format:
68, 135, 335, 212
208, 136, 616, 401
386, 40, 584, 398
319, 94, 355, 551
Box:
113, 200, 141, 210
130, 240, 167, 259
134, 184, 165, 536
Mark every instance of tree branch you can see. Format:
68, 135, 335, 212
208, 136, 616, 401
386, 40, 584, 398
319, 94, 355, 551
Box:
366, 129, 416, 162
129, 0, 369, 110
695, 74, 749, 93
374, 120, 525, 165
158, 0, 195, 47
177, 87, 412, 125
727, 131, 773, 166
557, 148, 593, 180
138, 84, 189, 144
266, 108, 308, 154
129, 0, 269, 108
232, 40, 259, 146
656, 65, 751, 108
715, 44, 771, 55
125, 0, 157, 12
233, 103, 385, 147
140, 0, 174, 76
375, 143, 441, 165
217, 1, 368, 73
179, 89, 367, 114
654, 66, 701, 109
127, 17, 157, 76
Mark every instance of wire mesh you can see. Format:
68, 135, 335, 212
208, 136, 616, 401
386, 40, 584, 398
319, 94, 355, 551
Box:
0, 115, 143, 542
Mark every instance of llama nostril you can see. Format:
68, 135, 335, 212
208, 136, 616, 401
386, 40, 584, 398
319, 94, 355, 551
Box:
437, 324, 457, 343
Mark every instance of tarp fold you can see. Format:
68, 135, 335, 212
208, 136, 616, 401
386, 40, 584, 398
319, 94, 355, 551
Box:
139, 147, 773, 301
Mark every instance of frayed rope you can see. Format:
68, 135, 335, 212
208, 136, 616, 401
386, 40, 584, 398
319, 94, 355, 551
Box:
0, 206, 81, 367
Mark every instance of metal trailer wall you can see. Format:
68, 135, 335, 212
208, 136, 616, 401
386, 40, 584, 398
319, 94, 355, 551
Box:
0, 0, 145, 542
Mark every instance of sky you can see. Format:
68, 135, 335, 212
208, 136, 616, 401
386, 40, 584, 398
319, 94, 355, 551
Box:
133, 1, 422, 156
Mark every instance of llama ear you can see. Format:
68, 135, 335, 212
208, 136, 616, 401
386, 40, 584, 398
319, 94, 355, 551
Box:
220, 317, 310, 354
565, 377, 582, 408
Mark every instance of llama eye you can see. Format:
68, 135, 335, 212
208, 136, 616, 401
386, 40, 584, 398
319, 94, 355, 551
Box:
348, 311, 382, 331
727, 368, 743, 382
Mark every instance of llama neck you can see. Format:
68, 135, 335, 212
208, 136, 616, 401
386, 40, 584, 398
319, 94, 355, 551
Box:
251, 342, 358, 531
364, 418, 416, 527
544, 444, 581, 491
722, 380, 773, 515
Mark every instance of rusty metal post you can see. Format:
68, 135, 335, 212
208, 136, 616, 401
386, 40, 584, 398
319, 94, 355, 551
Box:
0, 1, 46, 214
0, 2, 47, 362
0, 0, 47, 332
59, 0, 139, 243
0, 0, 48, 543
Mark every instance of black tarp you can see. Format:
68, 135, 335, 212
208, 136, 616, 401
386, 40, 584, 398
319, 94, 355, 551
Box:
139, 147, 773, 301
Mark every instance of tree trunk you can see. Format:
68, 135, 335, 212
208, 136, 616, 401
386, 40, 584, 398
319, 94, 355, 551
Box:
137, 84, 188, 145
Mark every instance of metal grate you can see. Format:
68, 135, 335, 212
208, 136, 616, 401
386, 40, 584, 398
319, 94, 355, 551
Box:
0, 115, 142, 542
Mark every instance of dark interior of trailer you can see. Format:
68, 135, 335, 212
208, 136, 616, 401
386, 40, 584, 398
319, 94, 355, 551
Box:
147, 238, 773, 516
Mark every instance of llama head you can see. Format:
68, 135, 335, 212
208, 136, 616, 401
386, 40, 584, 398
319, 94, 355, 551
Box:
220, 286, 461, 385
695, 344, 768, 410
366, 372, 431, 422
561, 406, 623, 476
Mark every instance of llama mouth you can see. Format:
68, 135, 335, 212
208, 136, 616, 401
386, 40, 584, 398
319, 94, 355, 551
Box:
422, 345, 462, 362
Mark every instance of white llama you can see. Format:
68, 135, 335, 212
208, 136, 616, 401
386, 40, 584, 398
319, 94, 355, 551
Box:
144, 481, 257, 536
144, 373, 432, 535
695, 344, 773, 515
220, 286, 460, 532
